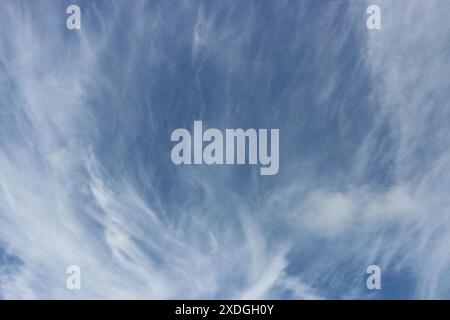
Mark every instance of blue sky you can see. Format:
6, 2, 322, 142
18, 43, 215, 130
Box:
1, 0, 450, 299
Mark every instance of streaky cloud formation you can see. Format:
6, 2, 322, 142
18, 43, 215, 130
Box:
0, 0, 449, 299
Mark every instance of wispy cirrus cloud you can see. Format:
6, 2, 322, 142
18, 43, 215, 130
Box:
1, 0, 450, 300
